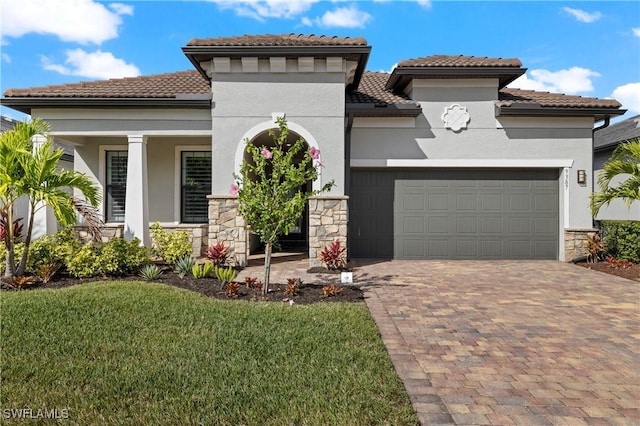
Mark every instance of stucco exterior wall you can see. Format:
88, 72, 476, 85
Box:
74, 136, 210, 224
351, 79, 596, 260
210, 71, 346, 195
594, 149, 640, 221
32, 108, 212, 133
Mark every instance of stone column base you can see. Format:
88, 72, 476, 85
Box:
564, 228, 598, 262
308, 196, 348, 268
208, 195, 248, 267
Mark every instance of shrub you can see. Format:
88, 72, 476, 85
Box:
35, 263, 60, 283
174, 255, 196, 279
584, 233, 606, 263
192, 262, 213, 279
206, 241, 230, 266
223, 282, 240, 297
66, 243, 100, 278
322, 284, 343, 297
284, 278, 300, 296
214, 265, 238, 288
319, 239, 347, 270
27, 227, 79, 273
98, 238, 150, 276
150, 223, 192, 265
600, 220, 640, 263
139, 264, 163, 281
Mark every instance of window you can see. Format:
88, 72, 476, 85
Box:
181, 151, 211, 223
105, 151, 128, 222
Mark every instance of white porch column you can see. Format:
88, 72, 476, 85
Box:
30, 135, 57, 240
124, 135, 150, 246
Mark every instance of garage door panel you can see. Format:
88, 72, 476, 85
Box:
350, 169, 559, 259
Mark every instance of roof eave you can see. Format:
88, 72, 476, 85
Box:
496, 105, 627, 122
0, 97, 212, 114
386, 67, 527, 92
345, 103, 422, 117
182, 45, 372, 91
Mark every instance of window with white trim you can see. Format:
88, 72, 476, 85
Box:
181, 151, 211, 223
105, 151, 127, 222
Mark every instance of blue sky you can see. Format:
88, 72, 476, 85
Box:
1, 0, 639, 121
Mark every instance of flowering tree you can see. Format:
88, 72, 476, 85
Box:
233, 117, 334, 294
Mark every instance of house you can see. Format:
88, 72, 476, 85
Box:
593, 114, 640, 221
1, 34, 626, 264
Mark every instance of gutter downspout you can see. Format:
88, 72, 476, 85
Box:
345, 113, 354, 260
591, 116, 611, 228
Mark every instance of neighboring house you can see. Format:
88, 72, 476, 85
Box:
593, 114, 640, 221
1, 34, 625, 264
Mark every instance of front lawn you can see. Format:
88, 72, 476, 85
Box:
0, 282, 417, 425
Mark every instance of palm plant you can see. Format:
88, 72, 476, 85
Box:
591, 138, 640, 218
0, 119, 101, 278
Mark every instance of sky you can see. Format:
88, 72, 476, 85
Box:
1, 0, 639, 122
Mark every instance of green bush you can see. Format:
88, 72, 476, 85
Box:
150, 223, 192, 265
66, 243, 100, 278
600, 220, 640, 263
27, 227, 79, 272
97, 238, 150, 276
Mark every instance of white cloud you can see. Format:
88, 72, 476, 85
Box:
41, 49, 140, 79
612, 83, 640, 114
1, 53, 10, 63
633, 28, 640, 37
562, 7, 602, 23
509, 67, 601, 95
1, 0, 133, 45
208, 0, 317, 21
309, 6, 372, 28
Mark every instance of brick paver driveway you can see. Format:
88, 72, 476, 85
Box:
358, 260, 640, 425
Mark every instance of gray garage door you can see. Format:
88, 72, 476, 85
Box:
349, 169, 559, 259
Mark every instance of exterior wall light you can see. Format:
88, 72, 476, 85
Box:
577, 170, 587, 185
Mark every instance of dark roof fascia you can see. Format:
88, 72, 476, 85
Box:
345, 103, 422, 117
496, 105, 627, 122
182, 45, 372, 91
0, 97, 212, 114
386, 66, 527, 92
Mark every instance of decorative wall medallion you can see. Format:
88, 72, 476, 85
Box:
441, 104, 470, 132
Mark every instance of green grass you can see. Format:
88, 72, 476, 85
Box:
0, 282, 417, 425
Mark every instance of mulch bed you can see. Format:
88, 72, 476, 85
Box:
575, 260, 640, 281
1, 270, 365, 305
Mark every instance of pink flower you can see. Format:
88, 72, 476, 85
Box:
261, 148, 273, 159
230, 183, 239, 196
309, 147, 320, 160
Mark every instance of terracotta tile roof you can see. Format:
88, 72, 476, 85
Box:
398, 55, 522, 68
498, 88, 622, 109
347, 72, 418, 106
187, 33, 367, 47
3, 70, 209, 98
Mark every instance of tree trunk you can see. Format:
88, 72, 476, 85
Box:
16, 202, 36, 276
3, 206, 16, 278
262, 241, 272, 296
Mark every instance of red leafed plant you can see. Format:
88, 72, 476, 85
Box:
319, 239, 347, 270
0, 208, 23, 245
284, 278, 300, 295
223, 282, 241, 297
605, 256, 633, 269
321, 284, 343, 297
206, 241, 229, 266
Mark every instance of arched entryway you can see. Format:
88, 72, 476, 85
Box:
244, 127, 312, 253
